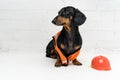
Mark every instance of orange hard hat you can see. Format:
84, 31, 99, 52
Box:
91, 55, 111, 71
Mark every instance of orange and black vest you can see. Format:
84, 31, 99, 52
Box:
53, 31, 80, 64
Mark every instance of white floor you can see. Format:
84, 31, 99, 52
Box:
0, 48, 120, 80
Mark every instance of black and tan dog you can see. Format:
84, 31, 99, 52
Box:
46, 6, 86, 67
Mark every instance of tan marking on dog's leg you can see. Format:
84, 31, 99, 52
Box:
49, 50, 57, 59
74, 46, 80, 50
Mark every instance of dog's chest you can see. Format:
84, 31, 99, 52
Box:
58, 33, 79, 54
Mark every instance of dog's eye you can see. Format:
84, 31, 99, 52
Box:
62, 12, 66, 15
62, 11, 69, 15
59, 11, 71, 18
65, 11, 69, 14
61, 11, 70, 18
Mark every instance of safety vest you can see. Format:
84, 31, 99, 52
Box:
53, 31, 80, 64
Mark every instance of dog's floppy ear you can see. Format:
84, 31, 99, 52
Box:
72, 9, 86, 26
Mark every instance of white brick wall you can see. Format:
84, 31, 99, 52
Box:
0, 0, 120, 52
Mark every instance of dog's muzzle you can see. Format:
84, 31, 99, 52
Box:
52, 16, 57, 24
52, 16, 64, 26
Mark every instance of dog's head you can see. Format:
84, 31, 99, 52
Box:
52, 6, 86, 27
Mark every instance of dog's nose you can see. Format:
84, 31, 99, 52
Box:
52, 16, 57, 24
52, 19, 56, 24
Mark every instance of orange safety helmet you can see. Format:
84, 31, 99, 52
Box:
91, 55, 111, 71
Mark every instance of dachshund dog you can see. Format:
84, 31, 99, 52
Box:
46, 6, 86, 67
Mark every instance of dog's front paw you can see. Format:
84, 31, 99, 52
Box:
72, 59, 82, 66
55, 61, 62, 67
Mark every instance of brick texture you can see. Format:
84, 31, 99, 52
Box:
0, 0, 120, 52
